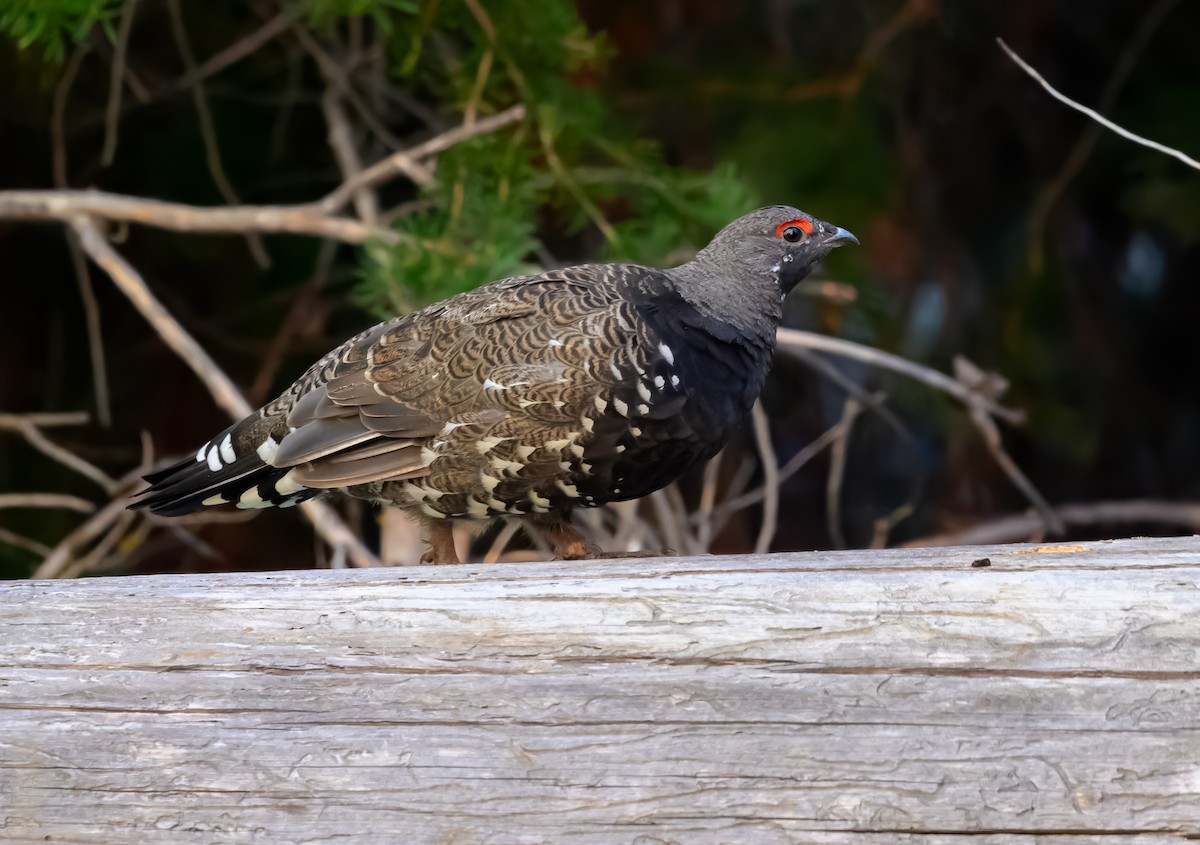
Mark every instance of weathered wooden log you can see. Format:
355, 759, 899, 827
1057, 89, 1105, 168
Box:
2, 536, 1198, 843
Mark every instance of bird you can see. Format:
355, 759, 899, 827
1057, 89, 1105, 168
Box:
130, 206, 858, 563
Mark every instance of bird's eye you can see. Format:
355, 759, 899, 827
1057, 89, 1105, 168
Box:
775, 218, 813, 243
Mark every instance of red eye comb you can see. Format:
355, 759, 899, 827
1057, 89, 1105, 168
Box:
775, 218, 813, 237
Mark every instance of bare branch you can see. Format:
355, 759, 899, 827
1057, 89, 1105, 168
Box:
320, 104, 527, 214
776, 328, 1024, 423
998, 37, 1200, 172
71, 216, 252, 421
101, 0, 139, 167
0, 190, 400, 245
166, 0, 270, 268
0, 526, 52, 558
0, 494, 95, 513
825, 397, 862, 549
0, 413, 117, 492
750, 402, 780, 555
321, 87, 379, 224
907, 499, 1200, 548
169, 9, 299, 94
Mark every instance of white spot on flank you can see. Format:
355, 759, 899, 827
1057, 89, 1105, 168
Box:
422, 504, 446, 518
637, 382, 652, 402
581, 416, 595, 433
636, 404, 650, 416
548, 338, 563, 347
528, 490, 551, 509
609, 362, 623, 380
670, 374, 680, 388
556, 480, 580, 498
658, 343, 675, 365
256, 436, 279, 464
201, 494, 228, 506
219, 433, 236, 465
544, 438, 572, 452
196, 444, 207, 463
236, 488, 271, 509
206, 446, 223, 473
480, 474, 501, 493
490, 456, 525, 476
616, 444, 626, 453
467, 499, 491, 518
487, 496, 508, 512
515, 444, 537, 460
594, 396, 608, 414
654, 375, 665, 389
275, 470, 304, 496
476, 435, 508, 454
630, 426, 643, 437
612, 397, 630, 417
568, 443, 585, 459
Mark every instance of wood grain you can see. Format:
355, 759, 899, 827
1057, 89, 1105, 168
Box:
2, 536, 1198, 843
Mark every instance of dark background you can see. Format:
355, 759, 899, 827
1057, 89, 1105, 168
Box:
2, 0, 1199, 577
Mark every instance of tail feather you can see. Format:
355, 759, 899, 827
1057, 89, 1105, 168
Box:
130, 428, 321, 516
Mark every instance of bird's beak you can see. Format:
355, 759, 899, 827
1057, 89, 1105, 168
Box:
823, 226, 859, 247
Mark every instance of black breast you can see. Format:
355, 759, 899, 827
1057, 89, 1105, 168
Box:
571, 286, 775, 506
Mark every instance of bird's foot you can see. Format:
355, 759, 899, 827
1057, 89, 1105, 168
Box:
421, 521, 461, 564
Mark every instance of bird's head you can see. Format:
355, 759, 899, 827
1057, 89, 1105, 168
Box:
700, 205, 858, 296
671, 205, 858, 341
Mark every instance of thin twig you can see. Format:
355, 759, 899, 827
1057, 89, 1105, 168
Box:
483, 520, 522, 563
907, 499, 1200, 548
71, 216, 251, 420
0, 189, 399, 245
750, 401, 779, 554
825, 397, 862, 549
320, 104, 526, 213
292, 27, 407, 152
0, 527, 52, 558
101, 0, 138, 167
1023, 0, 1180, 273
321, 87, 379, 224
776, 328, 1024, 423
66, 232, 112, 427
166, 0, 270, 268
0, 494, 95, 513
169, 9, 299, 94
0, 413, 117, 492
68, 216, 382, 568
52, 42, 89, 188
998, 37, 1200, 172
968, 401, 1065, 536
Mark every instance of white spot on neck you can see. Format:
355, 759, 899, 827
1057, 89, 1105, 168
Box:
658, 343, 675, 365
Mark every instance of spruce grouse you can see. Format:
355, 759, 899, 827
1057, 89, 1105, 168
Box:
131, 206, 857, 562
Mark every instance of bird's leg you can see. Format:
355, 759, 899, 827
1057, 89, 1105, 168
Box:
421, 520, 461, 564
535, 519, 603, 561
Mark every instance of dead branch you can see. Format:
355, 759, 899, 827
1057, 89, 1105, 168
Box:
907, 499, 1200, 548
998, 38, 1200, 172
169, 9, 299, 94
777, 328, 1024, 423
101, 0, 138, 167
0, 190, 399, 245
66, 216, 381, 570
0, 413, 116, 492
320, 104, 527, 214
0, 494, 95, 513
750, 402, 780, 554
166, 0, 269, 267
